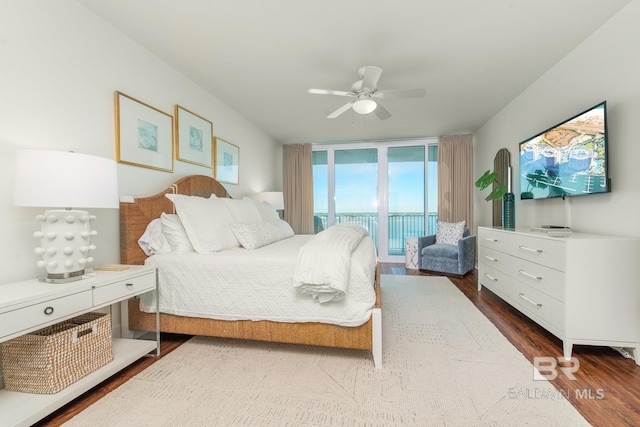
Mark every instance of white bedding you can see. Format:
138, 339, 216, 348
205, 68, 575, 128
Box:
140, 235, 377, 327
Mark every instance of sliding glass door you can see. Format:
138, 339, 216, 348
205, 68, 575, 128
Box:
313, 139, 437, 262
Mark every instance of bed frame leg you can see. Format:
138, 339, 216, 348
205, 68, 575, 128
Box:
371, 307, 382, 369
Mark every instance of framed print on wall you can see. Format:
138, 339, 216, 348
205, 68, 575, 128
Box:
175, 105, 213, 168
115, 91, 174, 172
214, 137, 239, 184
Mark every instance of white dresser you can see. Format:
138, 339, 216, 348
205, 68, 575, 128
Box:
478, 226, 640, 364
0, 265, 158, 427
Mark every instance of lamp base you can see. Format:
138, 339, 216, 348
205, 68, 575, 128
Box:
39, 271, 86, 284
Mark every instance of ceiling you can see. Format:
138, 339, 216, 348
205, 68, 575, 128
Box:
78, 0, 629, 145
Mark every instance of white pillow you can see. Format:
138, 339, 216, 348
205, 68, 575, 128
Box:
138, 218, 172, 256
160, 213, 195, 253
223, 198, 262, 223
253, 200, 280, 221
436, 220, 465, 245
230, 219, 294, 250
165, 194, 239, 253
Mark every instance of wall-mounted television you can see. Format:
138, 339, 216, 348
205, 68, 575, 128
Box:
519, 101, 610, 200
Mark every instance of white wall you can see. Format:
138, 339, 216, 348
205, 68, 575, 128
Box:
474, 1, 640, 238
0, 0, 281, 285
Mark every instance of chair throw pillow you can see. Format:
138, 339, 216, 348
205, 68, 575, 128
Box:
436, 220, 465, 245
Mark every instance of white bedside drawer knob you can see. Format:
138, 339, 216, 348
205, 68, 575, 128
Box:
47, 260, 58, 269
65, 215, 76, 223
80, 215, 90, 223
65, 232, 75, 240
34, 231, 44, 238
46, 232, 57, 240
46, 215, 58, 223
46, 247, 57, 256
37, 260, 47, 268
36, 214, 46, 222
64, 246, 74, 255
88, 244, 96, 251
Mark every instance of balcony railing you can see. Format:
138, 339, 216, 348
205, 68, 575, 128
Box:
314, 213, 438, 255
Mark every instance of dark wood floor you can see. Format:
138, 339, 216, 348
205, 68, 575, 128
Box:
36, 264, 640, 427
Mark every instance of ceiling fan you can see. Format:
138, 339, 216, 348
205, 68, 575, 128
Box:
308, 66, 425, 120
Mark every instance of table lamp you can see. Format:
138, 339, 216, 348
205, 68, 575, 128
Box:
13, 150, 119, 282
250, 191, 284, 218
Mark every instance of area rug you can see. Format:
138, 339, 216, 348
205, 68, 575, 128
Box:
64, 275, 589, 426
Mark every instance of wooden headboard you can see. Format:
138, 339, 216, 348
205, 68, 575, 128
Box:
119, 175, 230, 265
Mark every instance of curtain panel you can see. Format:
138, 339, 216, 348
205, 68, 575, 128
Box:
437, 134, 473, 229
283, 144, 314, 234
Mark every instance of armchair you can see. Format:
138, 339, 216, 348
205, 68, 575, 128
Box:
417, 227, 476, 277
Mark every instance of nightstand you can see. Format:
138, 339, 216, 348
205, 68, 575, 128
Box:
0, 265, 159, 427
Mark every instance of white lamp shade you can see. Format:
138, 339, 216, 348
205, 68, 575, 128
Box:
352, 99, 377, 115
250, 191, 284, 210
14, 150, 119, 209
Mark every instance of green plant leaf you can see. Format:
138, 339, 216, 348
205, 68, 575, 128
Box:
475, 170, 499, 191
485, 185, 508, 201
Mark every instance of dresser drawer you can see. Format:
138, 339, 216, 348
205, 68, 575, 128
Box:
93, 272, 156, 307
503, 256, 566, 302
0, 290, 92, 339
507, 234, 566, 271
478, 228, 510, 253
507, 280, 565, 334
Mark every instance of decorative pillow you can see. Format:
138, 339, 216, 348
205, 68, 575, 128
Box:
165, 194, 239, 253
253, 200, 280, 221
435, 220, 465, 245
138, 218, 172, 255
222, 198, 262, 223
160, 213, 195, 253
230, 219, 294, 250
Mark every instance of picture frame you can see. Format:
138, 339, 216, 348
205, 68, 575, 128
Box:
214, 137, 239, 184
175, 105, 213, 168
115, 91, 174, 172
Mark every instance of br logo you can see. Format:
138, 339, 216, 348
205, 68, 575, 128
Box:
533, 356, 580, 381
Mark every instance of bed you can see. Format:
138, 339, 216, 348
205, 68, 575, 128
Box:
120, 175, 382, 368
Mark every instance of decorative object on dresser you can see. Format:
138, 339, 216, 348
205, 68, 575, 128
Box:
175, 105, 214, 168
119, 175, 382, 368
115, 91, 174, 172
475, 148, 515, 229
417, 222, 476, 277
0, 265, 158, 427
13, 150, 119, 282
477, 226, 640, 364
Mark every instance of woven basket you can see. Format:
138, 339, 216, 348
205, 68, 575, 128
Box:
1, 312, 113, 394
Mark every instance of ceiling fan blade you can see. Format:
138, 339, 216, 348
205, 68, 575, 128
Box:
361, 66, 383, 90
374, 103, 391, 120
374, 88, 426, 99
308, 88, 354, 97
327, 101, 355, 119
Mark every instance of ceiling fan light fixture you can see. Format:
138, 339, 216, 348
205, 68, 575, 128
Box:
352, 99, 377, 115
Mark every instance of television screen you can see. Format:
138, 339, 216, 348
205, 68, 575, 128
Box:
519, 101, 609, 200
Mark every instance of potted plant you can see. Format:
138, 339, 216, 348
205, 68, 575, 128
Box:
475, 168, 515, 229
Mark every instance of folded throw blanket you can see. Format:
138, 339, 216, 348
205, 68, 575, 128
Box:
293, 223, 368, 303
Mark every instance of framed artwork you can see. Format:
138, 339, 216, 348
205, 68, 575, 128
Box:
175, 105, 213, 168
115, 91, 174, 172
215, 137, 239, 184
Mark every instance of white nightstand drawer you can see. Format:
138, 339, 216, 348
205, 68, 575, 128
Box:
93, 271, 156, 306
0, 290, 92, 339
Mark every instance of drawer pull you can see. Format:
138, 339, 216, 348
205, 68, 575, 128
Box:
483, 273, 498, 281
519, 245, 542, 254
519, 270, 542, 280
484, 237, 498, 242
519, 293, 542, 307
484, 255, 498, 262
125, 283, 134, 288
43, 306, 54, 315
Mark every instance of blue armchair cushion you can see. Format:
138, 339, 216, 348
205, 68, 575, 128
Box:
422, 243, 459, 260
